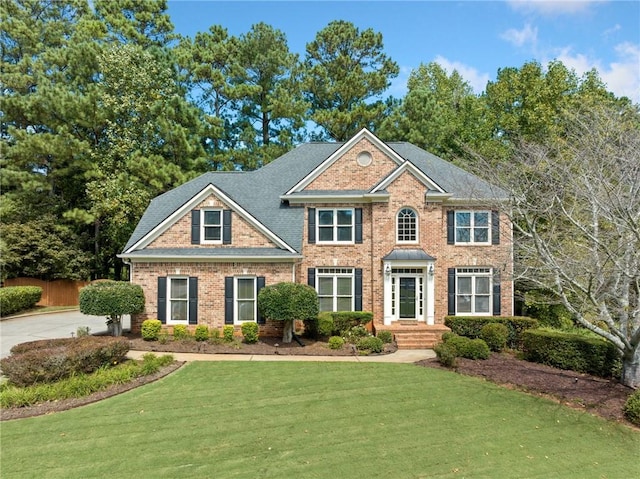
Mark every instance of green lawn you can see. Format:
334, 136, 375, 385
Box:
1, 362, 638, 478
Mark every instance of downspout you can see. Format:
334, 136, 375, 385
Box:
122, 258, 133, 282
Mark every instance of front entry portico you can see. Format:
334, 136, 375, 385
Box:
382, 249, 436, 326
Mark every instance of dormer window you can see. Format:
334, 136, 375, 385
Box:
397, 208, 418, 243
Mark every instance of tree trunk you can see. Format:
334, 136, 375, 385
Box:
282, 320, 293, 343
621, 346, 640, 389
109, 315, 123, 337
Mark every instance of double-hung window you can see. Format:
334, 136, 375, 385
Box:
456, 267, 491, 314
455, 211, 490, 244
397, 208, 418, 243
168, 277, 189, 323
235, 277, 256, 322
316, 268, 354, 312
202, 209, 222, 243
317, 209, 354, 243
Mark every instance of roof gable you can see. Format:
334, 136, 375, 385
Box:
285, 129, 405, 194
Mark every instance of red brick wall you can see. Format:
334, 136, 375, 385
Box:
149, 194, 276, 249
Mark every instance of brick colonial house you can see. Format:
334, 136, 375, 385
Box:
120, 129, 513, 347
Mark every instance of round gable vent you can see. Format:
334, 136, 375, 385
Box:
356, 151, 372, 167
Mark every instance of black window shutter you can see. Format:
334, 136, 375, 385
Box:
308, 208, 316, 244
188, 277, 198, 325
355, 208, 363, 244
491, 210, 500, 245
446, 211, 455, 245
157, 277, 167, 324
224, 277, 234, 325
307, 268, 316, 288
447, 268, 456, 316
191, 210, 200, 244
223, 209, 232, 244
492, 272, 501, 316
354, 268, 363, 311
257, 276, 266, 324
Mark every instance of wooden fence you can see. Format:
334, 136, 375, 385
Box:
3, 278, 90, 307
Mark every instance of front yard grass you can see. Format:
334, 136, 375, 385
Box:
1, 362, 638, 479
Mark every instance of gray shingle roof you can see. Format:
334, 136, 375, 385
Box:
123, 139, 505, 255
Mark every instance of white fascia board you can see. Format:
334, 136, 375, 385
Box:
117, 253, 302, 263
124, 184, 296, 254
443, 196, 509, 206
285, 129, 405, 195
371, 162, 445, 194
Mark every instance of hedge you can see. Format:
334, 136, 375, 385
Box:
444, 316, 539, 349
521, 329, 621, 378
1, 336, 130, 387
0, 286, 43, 316
304, 311, 373, 338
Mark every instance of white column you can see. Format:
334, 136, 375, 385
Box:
426, 262, 435, 325
383, 262, 393, 325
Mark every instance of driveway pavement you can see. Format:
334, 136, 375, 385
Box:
0, 310, 131, 358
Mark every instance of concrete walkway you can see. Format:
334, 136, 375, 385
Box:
127, 349, 435, 363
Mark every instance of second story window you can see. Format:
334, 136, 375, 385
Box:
318, 209, 354, 243
455, 211, 490, 244
202, 210, 222, 242
397, 208, 417, 243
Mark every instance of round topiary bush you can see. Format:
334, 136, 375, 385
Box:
462, 338, 491, 360
194, 324, 210, 342
623, 390, 640, 426
173, 324, 189, 340
356, 336, 384, 354
480, 323, 509, 352
328, 336, 345, 350
141, 319, 162, 341
241, 322, 259, 344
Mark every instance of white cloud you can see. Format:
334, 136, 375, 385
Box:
553, 42, 640, 103
602, 23, 621, 39
501, 23, 538, 47
507, 0, 604, 16
433, 56, 491, 94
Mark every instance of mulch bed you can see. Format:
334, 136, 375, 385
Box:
2, 339, 636, 428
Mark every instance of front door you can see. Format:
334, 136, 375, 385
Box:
399, 277, 416, 318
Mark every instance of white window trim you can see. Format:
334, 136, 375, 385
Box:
396, 207, 418, 244
234, 276, 257, 324
316, 268, 355, 312
455, 210, 491, 245
201, 209, 223, 245
316, 208, 355, 244
455, 267, 492, 316
167, 276, 189, 325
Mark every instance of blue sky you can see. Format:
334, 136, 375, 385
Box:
167, 1, 640, 103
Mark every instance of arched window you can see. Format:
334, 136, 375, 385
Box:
397, 208, 417, 243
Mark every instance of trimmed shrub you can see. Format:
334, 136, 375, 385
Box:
241, 322, 259, 344
0, 286, 42, 316
623, 390, 640, 427
141, 319, 162, 341
194, 325, 210, 342
356, 336, 384, 354
318, 313, 334, 337
445, 316, 539, 349
521, 329, 620, 378
344, 325, 369, 343
463, 339, 491, 360
434, 342, 458, 367
376, 330, 393, 344
441, 333, 490, 360
331, 311, 373, 335
0, 336, 129, 387
328, 336, 345, 350
480, 323, 509, 352
223, 325, 235, 342
173, 324, 189, 340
